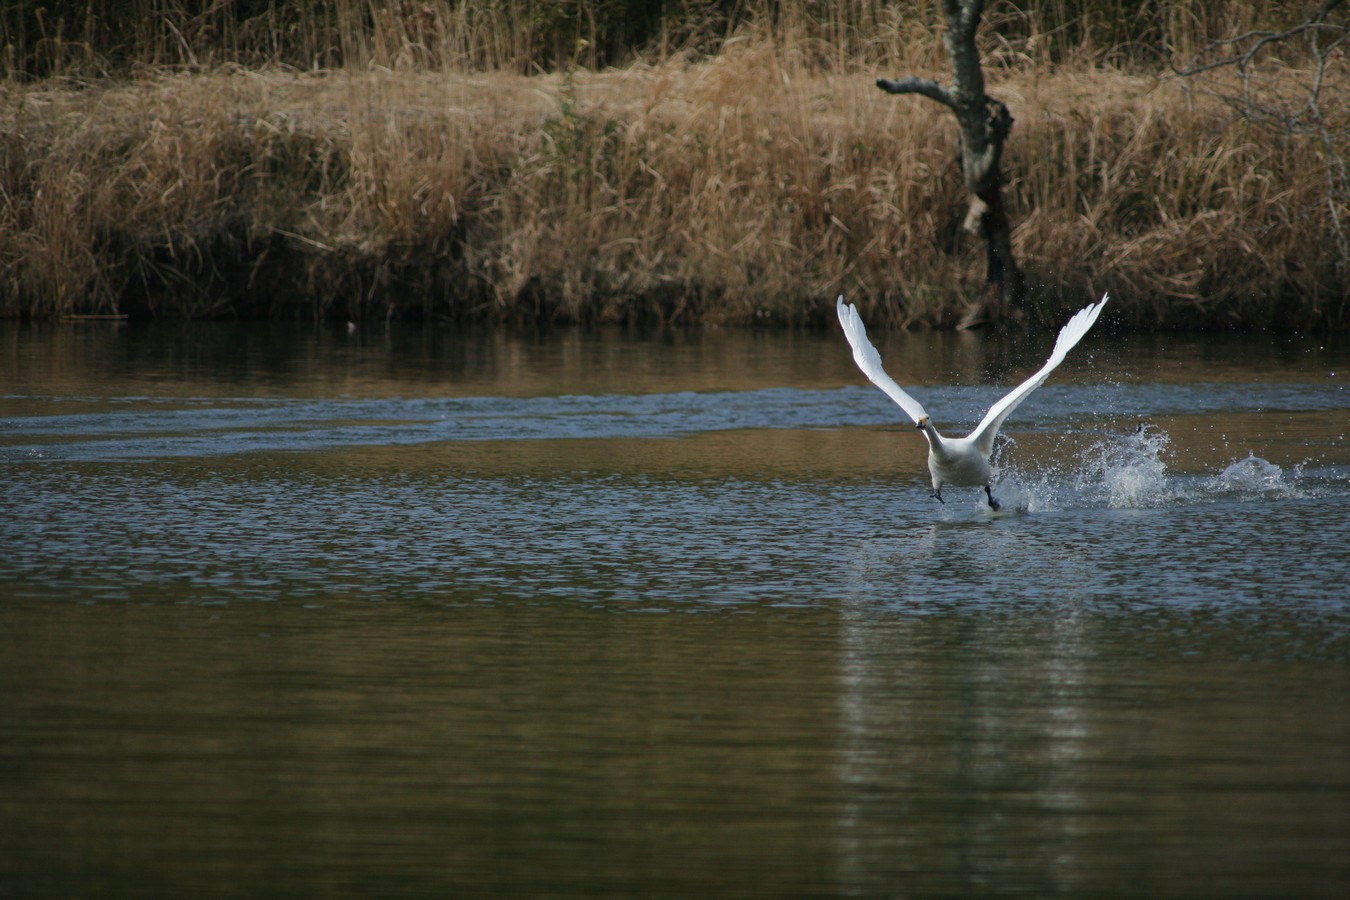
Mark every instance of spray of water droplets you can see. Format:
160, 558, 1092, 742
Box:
990, 424, 1311, 512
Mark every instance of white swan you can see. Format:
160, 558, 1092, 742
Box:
837, 293, 1109, 509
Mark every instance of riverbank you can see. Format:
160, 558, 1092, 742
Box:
3, 48, 1346, 328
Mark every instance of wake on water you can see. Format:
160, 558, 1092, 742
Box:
990, 424, 1317, 513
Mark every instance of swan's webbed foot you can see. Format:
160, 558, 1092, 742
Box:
985, 485, 1001, 511
931, 487, 945, 504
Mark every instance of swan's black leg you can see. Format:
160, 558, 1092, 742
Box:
931, 487, 945, 504
985, 485, 1001, 511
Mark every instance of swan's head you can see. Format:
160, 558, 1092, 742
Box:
915, 416, 929, 430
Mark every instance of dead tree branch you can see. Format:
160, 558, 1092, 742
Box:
1171, 0, 1349, 277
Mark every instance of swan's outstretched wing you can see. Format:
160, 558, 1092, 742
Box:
967, 293, 1109, 456
836, 295, 928, 425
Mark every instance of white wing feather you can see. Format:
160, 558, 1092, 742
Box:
966, 293, 1109, 456
836, 296, 928, 425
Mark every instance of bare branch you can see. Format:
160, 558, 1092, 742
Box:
1171, 0, 1346, 79
1171, 0, 1348, 269
875, 77, 955, 110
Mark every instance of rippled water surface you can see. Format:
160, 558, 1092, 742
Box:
2, 320, 1348, 897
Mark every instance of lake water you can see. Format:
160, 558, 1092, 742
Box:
2, 318, 1347, 897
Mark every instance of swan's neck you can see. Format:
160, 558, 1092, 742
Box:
920, 421, 945, 451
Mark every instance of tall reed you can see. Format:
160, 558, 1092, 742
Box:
1, 2, 1345, 327
2, 1, 1318, 78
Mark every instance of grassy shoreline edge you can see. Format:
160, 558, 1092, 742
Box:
3, 52, 1346, 329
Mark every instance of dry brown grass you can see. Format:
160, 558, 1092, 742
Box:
1, 30, 1346, 327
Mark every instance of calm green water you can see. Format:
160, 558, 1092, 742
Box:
2, 320, 1348, 897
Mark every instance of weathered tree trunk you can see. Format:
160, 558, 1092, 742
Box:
878, 0, 1026, 326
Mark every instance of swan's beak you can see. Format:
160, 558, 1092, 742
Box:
915, 417, 928, 430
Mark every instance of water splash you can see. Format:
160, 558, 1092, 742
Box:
1080, 423, 1175, 508
1200, 453, 1306, 500
994, 425, 1310, 512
